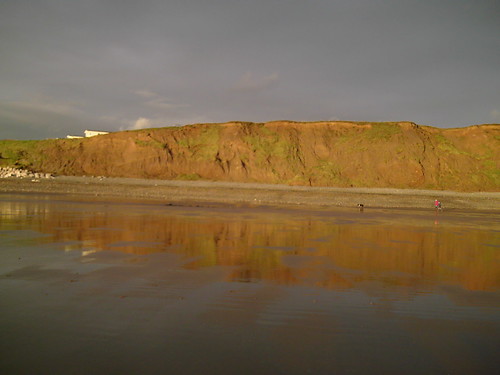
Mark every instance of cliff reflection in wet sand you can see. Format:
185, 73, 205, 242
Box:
1, 195, 499, 375
2, 196, 498, 293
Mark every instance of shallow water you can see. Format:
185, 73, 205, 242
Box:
1, 194, 499, 374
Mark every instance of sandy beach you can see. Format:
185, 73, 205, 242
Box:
0, 175, 499, 211
1, 177, 499, 375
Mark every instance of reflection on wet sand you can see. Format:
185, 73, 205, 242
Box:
1, 197, 498, 292
1, 195, 500, 375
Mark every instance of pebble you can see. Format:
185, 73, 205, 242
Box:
0, 167, 53, 179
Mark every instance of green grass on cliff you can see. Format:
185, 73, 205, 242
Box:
177, 126, 220, 160
309, 160, 344, 185
362, 123, 402, 140
243, 126, 295, 165
134, 139, 165, 149
0, 140, 45, 168
0, 138, 82, 169
434, 135, 464, 155
481, 159, 500, 185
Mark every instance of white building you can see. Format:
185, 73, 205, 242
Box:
66, 130, 109, 139
84, 130, 109, 137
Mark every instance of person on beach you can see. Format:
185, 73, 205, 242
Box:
434, 199, 442, 210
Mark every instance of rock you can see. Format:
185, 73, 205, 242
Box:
0, 167, 53, 179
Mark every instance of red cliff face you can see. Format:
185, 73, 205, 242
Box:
6, 121, 500, 191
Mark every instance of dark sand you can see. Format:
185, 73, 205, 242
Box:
1, 181, 499, 375
0, 176, 499, 211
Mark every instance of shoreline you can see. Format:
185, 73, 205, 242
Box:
0, 176, 499, 211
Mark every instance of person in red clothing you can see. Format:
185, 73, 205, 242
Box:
434, 199, 442, 210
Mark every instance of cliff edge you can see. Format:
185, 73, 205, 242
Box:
1, 121, 499, 191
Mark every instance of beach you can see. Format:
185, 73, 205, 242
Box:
0, 175, 499, 210
1, 189, 499, 374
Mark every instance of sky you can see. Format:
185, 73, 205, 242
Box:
1, 0, 499, 140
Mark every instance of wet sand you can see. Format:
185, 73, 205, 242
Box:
1, 193, 499, 374
0, 175, 499, 210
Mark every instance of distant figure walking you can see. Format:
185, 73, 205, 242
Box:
434, 199, 442, 210
357, 203, 364, 212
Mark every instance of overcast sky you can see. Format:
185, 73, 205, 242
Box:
1, 0, 499, 139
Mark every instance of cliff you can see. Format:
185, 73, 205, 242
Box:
1, 121, 499, 191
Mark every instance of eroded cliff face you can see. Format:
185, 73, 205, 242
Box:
2, 121, 499, 191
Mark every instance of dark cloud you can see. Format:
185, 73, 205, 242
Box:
1, 0, 499, 139
0, 97, 96, 139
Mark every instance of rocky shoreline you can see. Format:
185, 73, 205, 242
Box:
0, 167, 53, 180
0, 172, 499, 211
